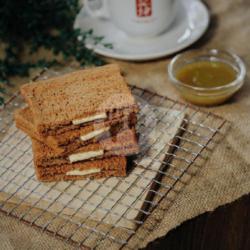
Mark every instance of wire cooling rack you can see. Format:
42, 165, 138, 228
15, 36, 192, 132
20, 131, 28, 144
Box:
0, 69, 227, 250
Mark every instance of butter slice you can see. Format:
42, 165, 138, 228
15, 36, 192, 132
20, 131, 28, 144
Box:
69, 150, 104, 163
72, 113, 107, 125
66, 168, 101, 176
80, 127, 110, 142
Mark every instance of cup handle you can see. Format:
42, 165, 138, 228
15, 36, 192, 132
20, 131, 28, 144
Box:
84, 0, 110, 19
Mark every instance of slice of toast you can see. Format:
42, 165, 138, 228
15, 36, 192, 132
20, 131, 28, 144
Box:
35, 155, 127, 182
15, 107, 137, 154
33, 129, 139, 167
20, 64, 138, 136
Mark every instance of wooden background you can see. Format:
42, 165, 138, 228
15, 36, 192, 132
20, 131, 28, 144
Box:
145, 195, 250, 250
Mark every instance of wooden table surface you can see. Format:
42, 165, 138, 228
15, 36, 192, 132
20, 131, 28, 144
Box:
145, 195, 250, 250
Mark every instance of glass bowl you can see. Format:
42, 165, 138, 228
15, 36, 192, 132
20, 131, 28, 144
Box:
168, 49, 246, 106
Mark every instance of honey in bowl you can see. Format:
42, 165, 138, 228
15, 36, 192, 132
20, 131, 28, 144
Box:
168, 50, 246, 106
176, 61, 237, 88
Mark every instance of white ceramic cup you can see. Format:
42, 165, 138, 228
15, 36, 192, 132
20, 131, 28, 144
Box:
84, 0, 179, 38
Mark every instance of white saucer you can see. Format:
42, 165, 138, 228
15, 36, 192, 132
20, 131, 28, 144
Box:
74, 0, 210, 61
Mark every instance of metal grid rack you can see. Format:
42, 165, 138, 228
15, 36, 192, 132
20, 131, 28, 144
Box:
0, 69, 227, 250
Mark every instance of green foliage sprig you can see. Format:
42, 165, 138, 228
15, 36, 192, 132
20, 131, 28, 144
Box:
0, 0, 111, 105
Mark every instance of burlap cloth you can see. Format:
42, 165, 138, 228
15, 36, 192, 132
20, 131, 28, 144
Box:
1, 0, 250, 249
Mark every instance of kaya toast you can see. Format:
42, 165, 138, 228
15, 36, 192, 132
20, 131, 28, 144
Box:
34, 154, 127, 182
20, 64, 138, 136
15, 107, 137, 154
33, 128, 139, 167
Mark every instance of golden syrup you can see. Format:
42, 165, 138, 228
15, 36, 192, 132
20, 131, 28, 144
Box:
176, 61, 237, 88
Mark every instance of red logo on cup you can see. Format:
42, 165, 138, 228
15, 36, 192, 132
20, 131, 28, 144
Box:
136, 0, 152, 17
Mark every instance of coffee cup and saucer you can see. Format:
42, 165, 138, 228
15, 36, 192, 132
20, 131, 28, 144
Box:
75, 0, 210, 61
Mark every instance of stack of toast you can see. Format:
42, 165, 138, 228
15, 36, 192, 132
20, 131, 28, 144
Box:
14, 64, 139, 182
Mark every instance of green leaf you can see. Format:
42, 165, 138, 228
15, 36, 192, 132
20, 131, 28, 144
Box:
0, 96, 4, 105
0, 0, 113, 104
